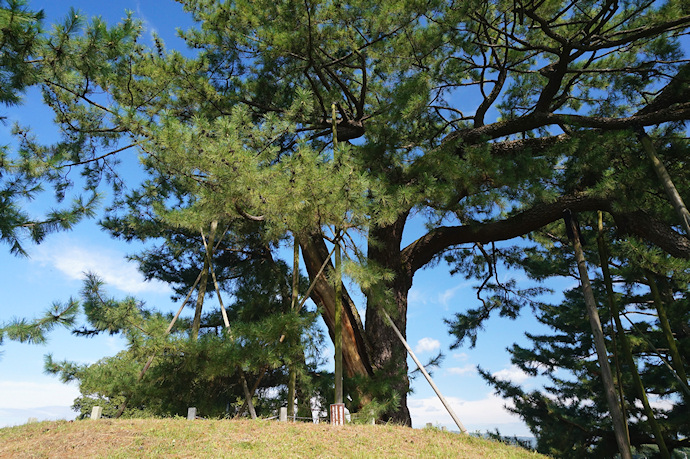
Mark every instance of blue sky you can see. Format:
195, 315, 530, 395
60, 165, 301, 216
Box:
0, 0, 572, 435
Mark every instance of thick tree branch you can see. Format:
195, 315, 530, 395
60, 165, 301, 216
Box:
448, 102, 690, 148
403, 192, 608, 273
612, 211, 690, 259
402, 193, 690, 275
635, 63, 690, 117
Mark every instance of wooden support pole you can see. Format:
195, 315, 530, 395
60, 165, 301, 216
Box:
122, 224, 230, 420
645, 271, 689, 399
331, 102, 343, 406
334, 238, 343, 405
598, 213, 669, 458
238, 241, 338, 419
381, 309, 467, 433
287, 238, 300, 419
638, 129, 690, 237
565, 211, 632, 459
202, 226, 258, 419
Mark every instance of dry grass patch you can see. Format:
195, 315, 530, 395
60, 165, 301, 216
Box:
0, 418, 545, 458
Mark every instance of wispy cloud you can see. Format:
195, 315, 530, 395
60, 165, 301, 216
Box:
637, 396, 674, 412
407, 288, 427, 307
452, 352, 469, 361
414, 337, 441, 354
105, 336, 126, 354
135, 1, 159, 41
447, 365, 476, 376
32, 237, 170, 295
492, 365, 530, 384
436, 281, 472, 309
409, 281, 472, 310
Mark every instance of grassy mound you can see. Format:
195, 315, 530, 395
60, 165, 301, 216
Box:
0, 418, 545, 458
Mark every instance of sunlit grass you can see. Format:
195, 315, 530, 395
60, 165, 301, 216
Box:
0, 418, 546, 458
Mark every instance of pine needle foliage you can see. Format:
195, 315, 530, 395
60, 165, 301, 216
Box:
4, 264, 324, 420
447, 209, 690, 457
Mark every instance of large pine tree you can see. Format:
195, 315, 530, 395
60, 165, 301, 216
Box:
5, 0, 690, 426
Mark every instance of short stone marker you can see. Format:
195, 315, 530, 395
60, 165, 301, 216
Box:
90, 406, 103, 420
279, 407, 288, 422
330, 403, 346, 426
187, 407, 197, 420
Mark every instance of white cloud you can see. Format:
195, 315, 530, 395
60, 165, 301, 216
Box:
407, 288, 427, 307
436, 281, 472, 309
32, 238, 170, 295
105, 336, 126, 354
409, 281, 471, 310
636, 396, 675, 412
415, 337, 441, 354
447, 365, 476, 376
0, 380, 80, 410
492, 365, 530, 384
136, 1, 159, 40
452, 352, 469, 361
438, 285, 461, 307
409, 393, 530, 436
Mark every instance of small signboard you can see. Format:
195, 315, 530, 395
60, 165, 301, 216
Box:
330, 403, 346, 426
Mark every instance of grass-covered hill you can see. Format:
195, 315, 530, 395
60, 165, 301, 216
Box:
0, 418, 546, 458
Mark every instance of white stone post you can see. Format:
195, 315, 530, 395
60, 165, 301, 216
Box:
187, 407, 197, 420
90, 406, 103, 420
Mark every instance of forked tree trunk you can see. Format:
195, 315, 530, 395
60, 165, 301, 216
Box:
301, 215, 414, 425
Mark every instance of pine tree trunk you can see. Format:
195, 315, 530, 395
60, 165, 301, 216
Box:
300, 214, 414, 425
364, 273, 412, 425
364, 218, 413, 426
239, 368, 257, 419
